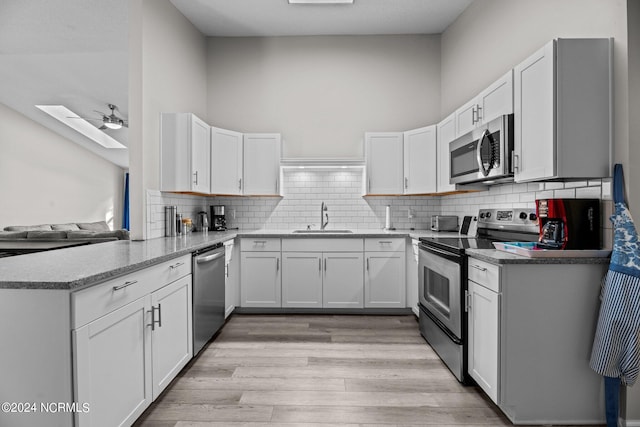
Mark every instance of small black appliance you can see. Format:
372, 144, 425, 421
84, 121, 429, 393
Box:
536, 198, 601, 249
210, 205, 227, 231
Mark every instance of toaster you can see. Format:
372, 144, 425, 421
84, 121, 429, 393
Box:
431, 215, 459, 232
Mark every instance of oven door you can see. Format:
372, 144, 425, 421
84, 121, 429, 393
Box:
418, 244, 463, 339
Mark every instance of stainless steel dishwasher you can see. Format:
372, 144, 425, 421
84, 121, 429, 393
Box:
192, 242, 225, 355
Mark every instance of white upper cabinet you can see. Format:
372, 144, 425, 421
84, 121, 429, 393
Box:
455, 70, 513, 138
513, 38, 612, 182
160, 113, 211, 194
436, 112, 457, 193
403, 126, 437, 195
211, 127, 243, 195
365, 132, 404, 195
243, 133, 282, 195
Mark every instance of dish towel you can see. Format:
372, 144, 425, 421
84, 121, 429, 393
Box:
590, 164, 640, 426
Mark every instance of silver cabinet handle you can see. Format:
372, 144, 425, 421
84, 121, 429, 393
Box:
254, 240, 267, 244
238, 179, 242, 190
113, 280, 138, 291
366, 258, 369, 271
147, 307, 155, 331
169, 262, 184, 270
324, 258, 327, 273
471, 105, 477, 124
476, 105, 482, 122
275, 179, 279, 193
148, 304, 162, 330
319, 258, 322, 273
513, 153, 519, 172
465, 290, 471, 312
470, 264, 487, 272
404, 177, 408, 189
193, 171, 198, 185
276, 258, 279, 271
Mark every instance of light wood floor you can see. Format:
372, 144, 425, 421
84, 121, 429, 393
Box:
134, 314, 602, 427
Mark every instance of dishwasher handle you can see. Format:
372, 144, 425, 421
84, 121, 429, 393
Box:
196, 251, 224, 264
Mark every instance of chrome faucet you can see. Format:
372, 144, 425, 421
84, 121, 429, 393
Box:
320, 202, 329, 230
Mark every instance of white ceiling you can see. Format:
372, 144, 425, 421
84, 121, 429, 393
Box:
0, 0, 472, 170
170, 0, 473, 37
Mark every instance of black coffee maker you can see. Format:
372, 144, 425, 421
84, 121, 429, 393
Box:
210, 205, 226, 231
536, 198, 601, 249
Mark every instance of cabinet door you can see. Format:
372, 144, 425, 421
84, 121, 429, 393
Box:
365, 132, 403, 195
240, 252, 281, 307
150, 276, 193, 399
455, 98, 478, 137
323, 253, 364, 308
436, 112, 457, 193
224, 241, 237, 318
478, 70, 513, 125
73, 297, 152, 427
191, 115, 211, 194
282, 252, 323, 308
403, 126, 437, 195
211, 127, 243, 195
514, 40, 556, 182
467, 280, 500, 404
243, 133, 281, 195
365, 251, 406, 308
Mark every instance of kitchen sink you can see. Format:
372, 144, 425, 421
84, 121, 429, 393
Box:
292, 229, 353, 233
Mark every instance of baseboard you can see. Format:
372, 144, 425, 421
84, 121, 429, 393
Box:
624, 420, 640, 427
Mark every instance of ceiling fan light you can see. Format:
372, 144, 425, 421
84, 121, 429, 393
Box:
104, 121, 122, 130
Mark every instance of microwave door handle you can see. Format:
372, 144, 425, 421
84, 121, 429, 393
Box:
476, 130, 490, 177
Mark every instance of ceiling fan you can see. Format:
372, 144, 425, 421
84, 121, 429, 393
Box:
69, 103, 128, 130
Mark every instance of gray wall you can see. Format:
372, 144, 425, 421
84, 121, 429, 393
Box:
207, 35, 441, 159
129, 0, 208, 239
0, 103, 124, 229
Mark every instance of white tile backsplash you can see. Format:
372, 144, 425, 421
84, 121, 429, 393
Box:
146, 171, 608, 239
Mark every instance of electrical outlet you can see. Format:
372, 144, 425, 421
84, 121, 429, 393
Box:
407, 208, 414, 219
230, 209, 236, 219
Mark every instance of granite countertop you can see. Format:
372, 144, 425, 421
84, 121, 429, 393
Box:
0, 231, 237, 291
0, 229, 443, 291
466, 248, 612, 265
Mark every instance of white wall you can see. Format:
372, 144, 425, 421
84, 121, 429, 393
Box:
128, 0, 208, 239
207, 35, 441, 159
0, 103, 124, 229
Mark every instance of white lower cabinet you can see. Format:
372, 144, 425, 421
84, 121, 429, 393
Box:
323, 252, 364, 308
241, 252, 282, 307
150, 276, 193, 398
224, 239, 238, 318
466, 256, 609, 424
467, 279, 499, 404
73, 296, 152, 427
364, 238, 406, 308
282, 252, 323, 307
72, 255, 193, 427
365, 251, 406, 308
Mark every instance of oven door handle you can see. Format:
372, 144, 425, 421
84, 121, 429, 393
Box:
419, 244, 463, 263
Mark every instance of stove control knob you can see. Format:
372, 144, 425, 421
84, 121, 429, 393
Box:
479, 213, 486, 219
486, 212, 492, 218
529, 213, 537, 221
519, 212, 527, 220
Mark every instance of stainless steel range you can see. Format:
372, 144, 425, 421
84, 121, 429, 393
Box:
418, 207, 539, 382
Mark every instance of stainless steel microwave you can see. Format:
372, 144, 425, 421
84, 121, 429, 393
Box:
449, 114, 514, 185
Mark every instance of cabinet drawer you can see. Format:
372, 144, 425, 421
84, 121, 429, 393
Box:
73, 270, 154, 329
72, 255, 192, 329
364, 238, 405, 252
155, 254, 192, 286
468, 258, 500, 292
282, 238, 363, 252
240, 238, 281, 252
